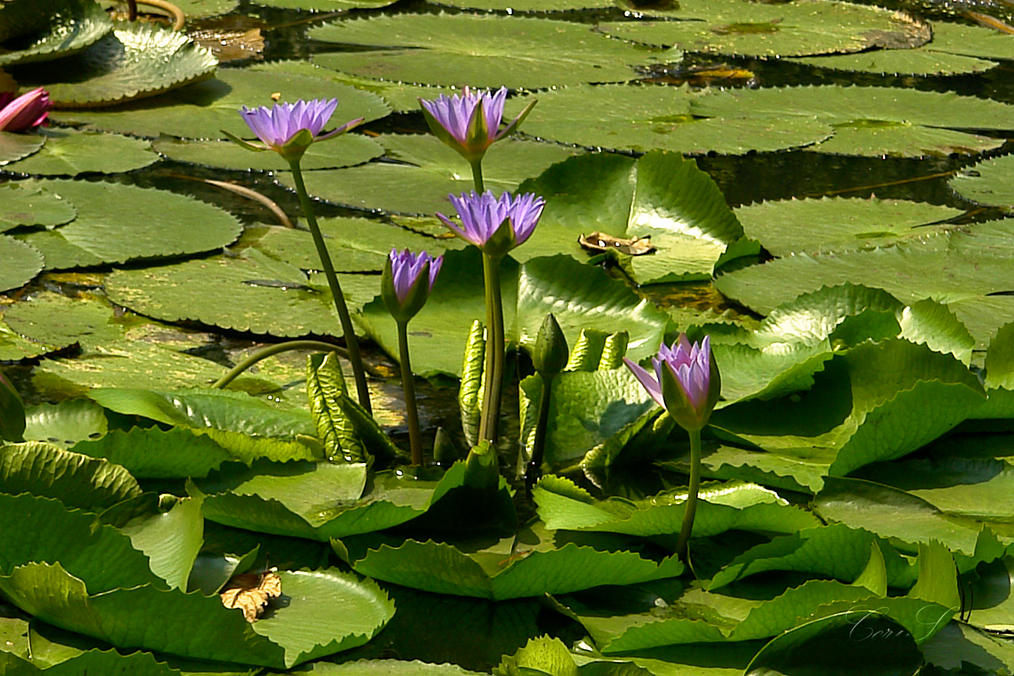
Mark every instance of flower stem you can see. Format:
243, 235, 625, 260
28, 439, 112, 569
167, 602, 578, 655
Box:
288, 159, 372, 414
470, 159, 484, 193
525, 373, 553, 491
676, 427, 702, 562
213, 340, 356, 389
397, 320, 423, 466
477, 253, 504, 444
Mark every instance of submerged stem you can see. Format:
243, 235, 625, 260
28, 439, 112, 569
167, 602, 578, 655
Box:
288, 159, 372, 414
397, 320, 423, 466
675, 427, 702, 562
477, 253, 504, 444
212, 340, 355, 389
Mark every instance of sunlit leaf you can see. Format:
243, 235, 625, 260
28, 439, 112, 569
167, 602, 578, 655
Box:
0, 0, 111, 66
0, 236, 43, 292
2, 129, 158, 176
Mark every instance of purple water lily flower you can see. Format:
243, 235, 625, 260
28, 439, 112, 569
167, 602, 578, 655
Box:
624, 334, 720, 432
232, 98, 362, 160
0, 88, 51, 132
383, 249, 443, 323
436, 190, 545, 257
419, 86, 534, 163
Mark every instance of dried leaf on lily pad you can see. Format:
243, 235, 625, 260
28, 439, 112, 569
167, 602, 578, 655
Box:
0, 0, 112, 66
578, 232, 656, 255
19, 22, 217, 108
220, 571, 282, 622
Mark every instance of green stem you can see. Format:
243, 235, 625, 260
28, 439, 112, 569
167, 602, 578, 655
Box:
288, 159, 372, 414
470, 159, 484, 193
477, 253, 504, 444
397, 320, 423, 466
525, 373, 553, 490
213, 340, 355, 389
675, 427, 702, 562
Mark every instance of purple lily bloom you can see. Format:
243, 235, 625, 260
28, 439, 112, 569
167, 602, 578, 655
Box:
0, 88, 51, 133
231, 98, 363, 160
419, 86, 535, 163
383, 249, 443, 323
624, 334, 720, 432
436, 190, 545, 257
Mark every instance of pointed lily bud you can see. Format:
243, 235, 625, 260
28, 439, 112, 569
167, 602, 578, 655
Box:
419, 86, 535, 164
532, 313, 568, 377
382, 249, 443, 323
623, 334, 720, 432
0, 88, 51, 133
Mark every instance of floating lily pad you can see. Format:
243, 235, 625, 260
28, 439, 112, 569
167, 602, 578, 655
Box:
0, 236, 43, 292
3, 292, 128, 350
923, 21, 1014, 62
433, 0, 614, 8
599, 0, 928, 58
161, 0, 239, 16
516, 151, 746, 284
103, 249, 377, 338
53, 61, 390, 139
22, 399, 108, 448
790, 48, 997, 76
950, 154, 1014, 211
152, 134, 383, 172
337, 522, 684, 600
278, 135, 579, 215
0, 182, 76, 232
12, 228, 104, 269
519, 84, 832, 155
311, 13, 672, 88
28, 179, 241, 266
255, 217, 464, 273
0, 0, 112, 66
3, 129, 158, 176
19, 22, 217, 108
73, 426, 232, 479
733, 196, 963, 256
0, 131, 45, 165
693, 85, 1014, 158
250, 0, 397, 8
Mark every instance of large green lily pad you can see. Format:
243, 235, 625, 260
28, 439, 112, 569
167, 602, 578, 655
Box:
0, 182, 76, 232
599, 0, 928, 58
693, 85, 1014, 158
30, 179, 241, 266
733, 196, 963, 256
250, 0, 397, 8
103, 249, 377, 338
950, 154, 1014, 211
311, 13, 673, 88
516, 151, 746, 284
790, 48, 997, 76
22, 22, 217, 108
277, 135, 579, 215
3, 129, 158, 176
518, 84, 832, 155
0, 236, 43, 292
0, 0, 111, 66
434, 0, 614, 7
0, 131, 45, 165
52, 61, 390, 139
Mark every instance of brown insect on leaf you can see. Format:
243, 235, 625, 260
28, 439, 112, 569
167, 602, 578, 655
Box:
220, 571, 282, 622
578, 231, 656, 256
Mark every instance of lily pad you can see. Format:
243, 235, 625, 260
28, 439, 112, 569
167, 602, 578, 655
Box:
519, 84, 832, 155
336, 523, 684, 600
104, 249, 377, 338
20, 22, 217, 108
28, 179, 241, 266
733, 196, 963, 256
277, 135, 579, 215
0, 561, 395, 668
152, 134, 383, 172
52, 61, 390, 139
22, 399, 107, 448
255, 217, 464, 273
0, 0, 111, 66
251, 0, 396, 7
0, 182, 76, 232
3, 291, 129, 350
311, 13, 673, 88
435, 0, 614, 7
693, 85, 1014, 158
598, 0, 928, 58
0, 235, 43, 292
0, 131, 45, 165
73, 426, 233, 479
950, 154, 1014, 211
2, 128, 158, 176
790, 49, 997, 76
516, 151, 746, 283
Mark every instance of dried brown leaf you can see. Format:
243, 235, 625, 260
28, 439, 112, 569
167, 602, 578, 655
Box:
219, 571, 282, 622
